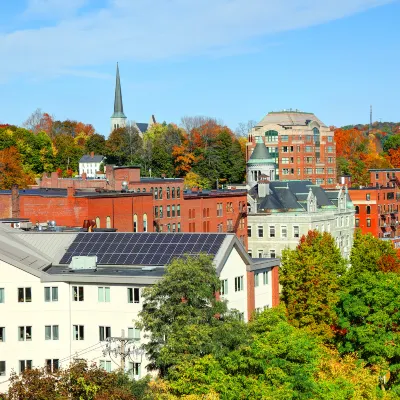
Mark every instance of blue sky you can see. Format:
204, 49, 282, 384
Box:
0, 0, 399, 136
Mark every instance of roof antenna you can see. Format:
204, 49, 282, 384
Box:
368, 105, 372, 136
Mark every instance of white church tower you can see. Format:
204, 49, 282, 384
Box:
110, 63, 127, 133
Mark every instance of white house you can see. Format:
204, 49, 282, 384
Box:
0, 225, 279, 390
78, 152, 105, 178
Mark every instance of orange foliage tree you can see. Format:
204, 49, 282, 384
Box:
0, 147, 35, 189
386, 148, 400, 168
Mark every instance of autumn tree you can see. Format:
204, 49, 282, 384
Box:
23, 108, 54, 135
85, 133, 107, 155
0, 147, 35, 189
53, 134, 85, 172
280, 230, 347, 341
184, 171, 211, 189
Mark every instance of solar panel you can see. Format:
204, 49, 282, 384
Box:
59, 233, 228, 266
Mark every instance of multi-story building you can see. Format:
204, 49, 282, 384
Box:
246, 110, 336, 188
0, 225, 279, 389
78, 153, 105, 178
247, 178, 355, 259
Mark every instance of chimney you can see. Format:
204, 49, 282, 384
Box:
81, 172, 87, 180
11, 184, 20, 218
67, 187, 75, 198
258, 176, 270, 198
90, 151, 94, 158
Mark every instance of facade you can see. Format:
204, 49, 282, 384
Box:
78, 152, 105, 178
0, 225, 279, 389
246, 110, 336, 188
247, 179, 355, 259
346, 169, 400, 246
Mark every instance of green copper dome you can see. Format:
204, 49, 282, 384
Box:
247, 137, 276, 165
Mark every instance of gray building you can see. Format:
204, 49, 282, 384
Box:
247, 179, 355, 259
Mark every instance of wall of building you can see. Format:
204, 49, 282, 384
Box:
0, 195, 11, 219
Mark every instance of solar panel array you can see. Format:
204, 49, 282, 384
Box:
59, 233, 226, 266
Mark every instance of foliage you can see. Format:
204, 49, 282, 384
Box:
0, 147, 35, 189
280, 230, 347, 341
138, 254, 244, 377
5, 360, 134, 399
183, 171, 211, 189
335, 271, 400, 391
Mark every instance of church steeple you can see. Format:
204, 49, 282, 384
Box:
110, 62, 127, 132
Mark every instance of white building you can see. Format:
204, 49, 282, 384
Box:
0, 226, 279, 389
78, 153, 105, 178
247, 179, 355, 259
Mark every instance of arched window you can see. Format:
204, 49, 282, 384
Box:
133, 214, 138, 232
106, 216, 111, 229
143, 188, 146, 192
355, 206, 359, 214
265, 130, 278, 143
366, 205, 371, 214
172, 187, 175, 199
143, 214, 148, 232
159, 187, 163, 199
154, 187, 158, 200
166, 187, 170, 199
177, 187, 181, 198
313, 127, 320, 142
95, 217, 100, 228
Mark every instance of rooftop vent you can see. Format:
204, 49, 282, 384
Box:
142, 266, 156, 271
70, 256, 97, 270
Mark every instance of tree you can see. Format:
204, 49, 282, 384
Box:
85, 134, 107, 155
53, 134, 85, 172
280, 230, 347, 341
138, 254, 234, 377
23, 108, 54, 135
349, 229, 400, 277
0, 147, 34, 189
335, 271, 400, 392
235, 120, 257, 137
184, 171, 211, 189
383, 134, 400, 152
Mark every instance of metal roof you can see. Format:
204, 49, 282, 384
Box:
111, 62, 126, 119
79, 154, 105, 163
257, 111, 326, 127
247, 138, 276, 165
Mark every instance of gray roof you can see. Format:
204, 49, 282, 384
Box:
111, 63, 126, 119
79, 154, 105, 163
249, 180, 337, 212
136, 123, 149, 133
247, 138, 276, 165
257, 111, 326, 128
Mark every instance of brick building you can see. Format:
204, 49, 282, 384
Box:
1, 167, 248, 244
246, 110, 336, 188
347, 169, 400, 245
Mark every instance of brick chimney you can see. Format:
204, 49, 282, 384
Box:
67, 187, 76, 198
11, 185, 20, 218
90, 151, 94, 158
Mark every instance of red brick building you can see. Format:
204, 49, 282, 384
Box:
346, 169, 400, 246
246, 110, 336, 188
1, 167, 248, 245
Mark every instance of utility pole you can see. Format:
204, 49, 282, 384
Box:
103, 329, 134, 371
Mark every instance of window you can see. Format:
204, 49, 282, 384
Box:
106, 216, 111, 228
159, 187, 163, 199
143, 214, 148, 232
129, 362, 141, 378
366, 193, 370, 201
220, 279, 228, 295
316, 178, 324, 185
133, 214, 138, 232
367, 218, 371, 227
127, 288, 140, 304
128, 327, 141, 341
0, 288, 4, 303
167, 205, 171, 218
177, 222, 181, 232
248, 250, 252, 257
0, 327, 5, 342
327, 136, 333, 142
355, 218, 360, 227
99, 326, 111, 341
98, 287, 110, 302
316, 168, 324, 174
172, 205, 175, 217
247, 226, 252, 237
255, 272, 260, 287
269, 225, 275, 238
270, 249, 276, 258
281, 135, 288, 142
265, 130, 278, 142
45, 359, 59, 373
258, 250, 263, 258
18, 287, 32, 302
306, 168, 313, 174
281, 157, 289, 164
19, 326, 32, 341
45, 325, 59, 340
355, 206, 359, 214
217, 203, 223, 217
95, 217, 100, 228
159, 206, 163, 218
293, 226, 300, 238
281, 225, 287, 238
328, 168, 334, 174
100, 360, 112, 372
72, 286, 84, 302
234, 276, 244, 292
328, 157, 333, 163
177, 187, 181, 198
73, 325, 84, 340
258, 226, 264, 238
263, 271, 268, 285
327, 146, 333, 153
166, 187, 170, 199
154, 187, 158, 200
177, 204, 181, 216
19, 360, 32, 373
305, 146, 313, 152
0, 361, 5, 376
366, 205, 371, 214
44, 287, 58, 302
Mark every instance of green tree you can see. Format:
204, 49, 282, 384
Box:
335, 271, 400, 392
383, 134, 400, 152
53, 133, 85, 172
85, 133, 107, 155
280, 230, 346, 341
138, 254, 238, 377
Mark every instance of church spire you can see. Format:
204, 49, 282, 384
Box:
111, 62, 126, 119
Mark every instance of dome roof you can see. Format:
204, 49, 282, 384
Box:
247, 138, 276, 165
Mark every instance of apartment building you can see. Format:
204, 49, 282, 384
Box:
246, 110, 336, 188
247, 179, 355, 259
0, 225, 279, 390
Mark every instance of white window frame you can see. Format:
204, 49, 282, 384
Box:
73, 325, 84, 340
128, 288, 140, 304
98, 287, 111, 303
220, 279, 228, 295
234, 276, 244, 292
72, 286, 84, 302
44, 287, 58, 302
45, 325, 59, 340
18, 326, 32, 341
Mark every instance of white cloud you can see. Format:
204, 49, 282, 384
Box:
0, 0, 394, 80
